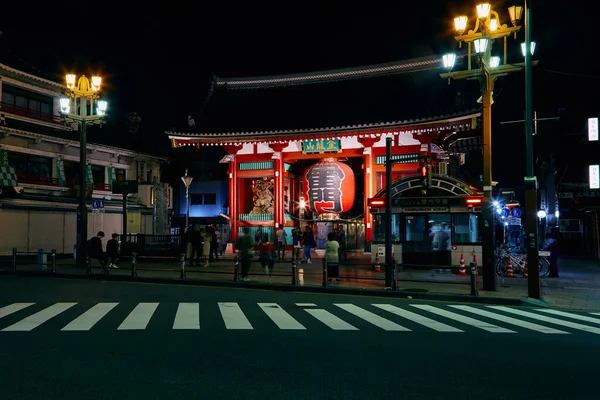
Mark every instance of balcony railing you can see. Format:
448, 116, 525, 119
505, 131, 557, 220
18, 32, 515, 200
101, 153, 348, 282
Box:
94, 183, 112, 191
17, 174, 113, 192
0, 101, 64, 125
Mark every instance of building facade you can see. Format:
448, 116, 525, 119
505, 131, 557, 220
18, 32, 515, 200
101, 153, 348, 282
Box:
0, 63, 172, 256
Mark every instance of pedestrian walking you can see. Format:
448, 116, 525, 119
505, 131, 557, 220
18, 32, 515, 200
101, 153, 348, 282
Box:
325, 232, 341, 282
106, 233, 120, 269
208, 225, 219, 261
257, 234, 275, 281
87, 231, 109, 271
201, 228, 212, 268
302, 226, 316, 263
336, 226, 347, 261
291, 224, 302, 261
237, 227, 254, 281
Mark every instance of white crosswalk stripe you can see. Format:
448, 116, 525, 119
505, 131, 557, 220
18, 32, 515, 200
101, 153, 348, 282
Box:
451, 305, 568, 334
411, 304, 516, 333
117, 303, 159, 330
1, 301, 599, 334
374, 304, 463, 332
258, 303, 306, 330
335, 304, 409, 331
0, 303, 35, 320
219, 302, 253, 330
173, 303, 200, 330
299, 303, 358, 331
2, 303, 77, 331
537, 309, 600, 325
488, 306, 600, 335
62, 303, 118, 331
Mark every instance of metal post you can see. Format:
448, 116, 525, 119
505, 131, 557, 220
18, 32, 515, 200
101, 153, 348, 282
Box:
122, 194, 128, 252
233, 255, 239, 282
470, 261, 479, 296
384, 137, 393, 288
76, 121, 88, 269
180, 253, 186, 279
131, 252, 137, 277
12, 247, 17, 271
392, 257, 398, 291
481, 74, 496, 291
524, 0, 541, 299
322, 258, 328, 287
51, 249, 56, 274
291, 259, 298, 286
86, 256, 91, 275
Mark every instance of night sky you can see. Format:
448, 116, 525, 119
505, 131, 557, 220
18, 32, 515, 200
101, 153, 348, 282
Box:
1, 1, 597, 187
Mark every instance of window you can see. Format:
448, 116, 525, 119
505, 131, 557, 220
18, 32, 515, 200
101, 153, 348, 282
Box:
190, 194, 203, 205
1, 84, 53, 120
9, 152, 52, 178
63, 160, 80, 183
91, 165, 105, 185
453, 213, 481, 244
203, 193, 217, 205
114, 168, 126, 182
372, 213, 401, 243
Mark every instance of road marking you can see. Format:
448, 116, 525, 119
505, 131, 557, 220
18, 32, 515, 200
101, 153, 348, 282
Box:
0, 303, 35, 320
334, 304, 410, 331
537, 309, 600, 325
451, 305, 568, 334
304, 309, 358, 330
117, 303, 159, 330
173, 303, 200, 330
61, 303, 118, 331
258, 303, 306, 330
488, 306, 600, 335
2, 303, 77, 331
218, 302, 253, 330
411, 305, 515, 333
295, 303, 317, 307
374, 304, 463, 332
591, 312, 600, 317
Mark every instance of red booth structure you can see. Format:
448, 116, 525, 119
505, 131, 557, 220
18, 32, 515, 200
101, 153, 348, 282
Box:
166, 56, 483, 249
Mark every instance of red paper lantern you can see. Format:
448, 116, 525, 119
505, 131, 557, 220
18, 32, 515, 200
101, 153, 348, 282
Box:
302, 160, 355, 215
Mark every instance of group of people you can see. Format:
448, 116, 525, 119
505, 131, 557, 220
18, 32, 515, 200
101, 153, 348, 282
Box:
184, 224, 219, 267
87, 231, 120, 272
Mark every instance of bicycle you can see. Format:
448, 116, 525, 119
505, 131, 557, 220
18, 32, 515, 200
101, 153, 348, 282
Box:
495, 243, 550, 277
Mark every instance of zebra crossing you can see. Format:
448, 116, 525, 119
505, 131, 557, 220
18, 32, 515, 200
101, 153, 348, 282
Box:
1, 301, 599, 334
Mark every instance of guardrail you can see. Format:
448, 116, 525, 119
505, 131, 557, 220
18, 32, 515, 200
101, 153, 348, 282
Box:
11, 248, 57, 273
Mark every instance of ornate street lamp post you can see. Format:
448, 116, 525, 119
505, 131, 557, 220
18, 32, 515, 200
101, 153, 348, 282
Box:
59, 74, 107, 269
440, 3, 538, 295
181, 169, 193, 232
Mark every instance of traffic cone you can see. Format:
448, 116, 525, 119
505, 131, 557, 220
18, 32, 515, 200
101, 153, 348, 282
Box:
374, 252, 381, 272
458, 253, 467, 276
505, 257, 515, 277
522, 259, 529, 278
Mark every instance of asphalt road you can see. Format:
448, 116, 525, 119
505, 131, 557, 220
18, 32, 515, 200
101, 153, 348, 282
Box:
0, 276, 598, 400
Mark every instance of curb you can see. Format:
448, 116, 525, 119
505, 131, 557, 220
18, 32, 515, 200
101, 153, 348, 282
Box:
2, 269, 525, 306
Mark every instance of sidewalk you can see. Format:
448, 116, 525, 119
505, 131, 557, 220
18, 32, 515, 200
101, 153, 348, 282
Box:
5, 251, 600, 312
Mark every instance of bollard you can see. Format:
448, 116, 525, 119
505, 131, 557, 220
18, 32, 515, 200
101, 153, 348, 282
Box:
180, 253, 186, 279
131, 252, 138, 277
233, 255, 240, 282
322, 258, 328, 288
470, 261, 479, 296
392, 257, 398, 291
51, 249, 56, 274
12, 248, 17, 272
291, 259, 298, 286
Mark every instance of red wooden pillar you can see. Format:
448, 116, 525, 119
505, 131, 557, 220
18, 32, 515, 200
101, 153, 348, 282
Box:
359, 138, 378, 243
224, 145, 242, 244
270, 144, 286, 229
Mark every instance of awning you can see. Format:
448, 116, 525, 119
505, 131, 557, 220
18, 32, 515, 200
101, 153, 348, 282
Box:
0, 166, 18, 187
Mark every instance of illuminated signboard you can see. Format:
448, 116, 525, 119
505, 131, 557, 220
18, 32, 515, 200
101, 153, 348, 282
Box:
589, 117, 599, 141
590, 165, 599, 189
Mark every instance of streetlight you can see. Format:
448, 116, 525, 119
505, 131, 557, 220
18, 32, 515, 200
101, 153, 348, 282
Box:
181, 168, 193, 232
59, 74, 107, 269
439, 3, 537, 293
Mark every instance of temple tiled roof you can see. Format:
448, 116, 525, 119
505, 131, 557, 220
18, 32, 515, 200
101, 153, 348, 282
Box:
167, 54, 480, 139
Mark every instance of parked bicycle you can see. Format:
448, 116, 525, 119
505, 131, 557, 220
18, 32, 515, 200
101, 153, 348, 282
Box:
495, 243, 550, 277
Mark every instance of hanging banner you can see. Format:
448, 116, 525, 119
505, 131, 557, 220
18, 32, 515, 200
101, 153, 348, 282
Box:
86, 164, 94, 186
0, 149, 19, 187
107, 166, 117, 189
0, 149, 8, 166
56, 159, 66, 187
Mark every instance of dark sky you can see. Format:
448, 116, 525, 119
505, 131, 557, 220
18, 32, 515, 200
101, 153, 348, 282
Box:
1, 1, 597, 186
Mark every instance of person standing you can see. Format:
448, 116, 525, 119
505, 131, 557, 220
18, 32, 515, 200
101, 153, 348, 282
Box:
291, 224, 302, 261
201, 228, 212, 268
237, 227, 254, 281
543, 233, 559, 277
257, 234, 275, 281
208, 225, 219, 262
106, 233, 120, 269
275, 224, 287, 260
325, 232, 341, 282
302, 226, 315, 264
337, 226, 347, 262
